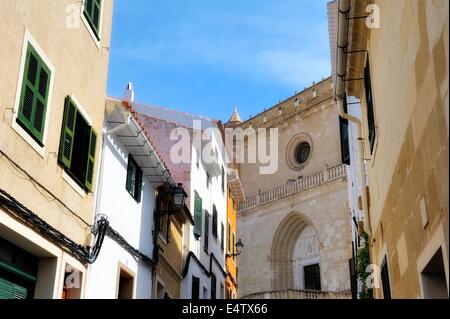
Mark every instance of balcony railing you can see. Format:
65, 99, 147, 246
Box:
238, 164, 347, 212
241, 289, 352, 299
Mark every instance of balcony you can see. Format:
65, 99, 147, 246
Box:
241, 289, 352, 299
238, 164, 347, 212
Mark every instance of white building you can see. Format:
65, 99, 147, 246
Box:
85, 98, 175, 299
131, 98, 229, 299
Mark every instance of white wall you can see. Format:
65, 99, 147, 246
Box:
181, 127, 227, 298
85, 127, 155, 299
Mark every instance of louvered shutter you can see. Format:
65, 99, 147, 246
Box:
0, 278, 27, 300
84, 127, 97, 192
58, 97, 77, 169
17, 44, 50, 143
193, 193, 202, 238
135, 167, 143, 202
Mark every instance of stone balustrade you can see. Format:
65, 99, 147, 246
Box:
238, 164, 347, 212
241, 289, 352, 299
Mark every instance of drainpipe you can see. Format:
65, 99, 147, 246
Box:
335, 0, 372, 236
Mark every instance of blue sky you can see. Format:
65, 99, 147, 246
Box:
107, 0, 332, 122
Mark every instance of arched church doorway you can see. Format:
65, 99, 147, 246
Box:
271, 213, 321, 291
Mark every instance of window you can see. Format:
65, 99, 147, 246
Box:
220, 222, 224, 251
212, 205, 218, 238
228, 222, 231, 254
83, 0, 102, 39
210, 274, 216, 300
193, 192, 202, 238
340, 95, 350, 165
58, 97, 97, 192
381, 257, 391, 299
125, 156, 143, 202
191, 276, 200, 300
156, 281, 165, 299
420, 247, 448, 299
17, 43, 51, 145
295, 142, 311, 165
364, 58, 376, 154
232, 233, 236, 262
204, 211, 210, 251
117, 268, 134, 299
221, 166, 225, 192
206, 172, 211, 189
159, 213, 169, 241
304, 263, 321, 291
196, 148, 200, 169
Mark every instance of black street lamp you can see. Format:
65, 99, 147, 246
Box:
172, 183, 187, 210
226, 239, 244, 258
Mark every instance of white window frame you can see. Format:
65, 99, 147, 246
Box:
12, 30, 55, 158
80, 0, 104, 49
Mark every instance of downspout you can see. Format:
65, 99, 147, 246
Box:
335, 0, 372, 236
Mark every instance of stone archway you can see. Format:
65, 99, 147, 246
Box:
271, 212, 321, 291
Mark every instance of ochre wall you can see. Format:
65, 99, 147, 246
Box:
357, 0, 449, 298
0, 0, 114, 245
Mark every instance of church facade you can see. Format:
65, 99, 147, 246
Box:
226, 77, 353, 298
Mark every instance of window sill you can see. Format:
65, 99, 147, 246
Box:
81, 11, 101, 50
11, 120, 46, 159
62, 170, 87, 198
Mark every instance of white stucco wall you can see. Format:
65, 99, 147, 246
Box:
85, 127, 155, 299
181, 127, 228, 298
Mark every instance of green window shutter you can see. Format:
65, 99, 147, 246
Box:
126, 158, 134, 194
17, 44, 51, 144
84, 0, 102, 39
0, 278, 27, 299
84, 127, 97, 192
58, 97, 77, 169
135, 166, 143, 202
204, 212, 209, 250
193, 193, 202, 238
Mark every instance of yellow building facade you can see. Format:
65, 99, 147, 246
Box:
226, 187, 238, 299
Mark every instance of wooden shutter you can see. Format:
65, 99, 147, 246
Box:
84, 127, 97, 192
193, 193, 202, 238
135, 166, 143, 202
126, 158, 134, 194
17, 44, 50, 144
84, 0, 102, 38
364, 59, 376, 154
0, 278, 27, 299
58, 97, 77, 169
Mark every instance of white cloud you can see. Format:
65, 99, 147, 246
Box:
113, 4, 331, 89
